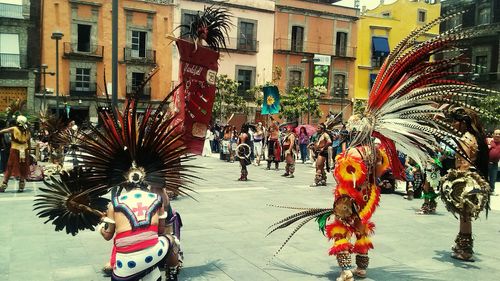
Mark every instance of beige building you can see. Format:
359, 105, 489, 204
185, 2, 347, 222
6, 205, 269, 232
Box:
172, 0, 276, 122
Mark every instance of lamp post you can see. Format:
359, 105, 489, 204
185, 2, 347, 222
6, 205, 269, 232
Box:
301, 57, 320, 124
34, 64, 55, 110
51, 31, 64, 119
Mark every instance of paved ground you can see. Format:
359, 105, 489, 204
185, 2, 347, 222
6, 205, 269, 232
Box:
1, 155, 500, 281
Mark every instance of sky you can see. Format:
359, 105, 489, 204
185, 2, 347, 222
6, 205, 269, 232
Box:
336, 0, 398, 10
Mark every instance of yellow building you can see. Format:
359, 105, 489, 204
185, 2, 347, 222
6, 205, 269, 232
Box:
354, 0, 441, 101
40, 0, 174, 123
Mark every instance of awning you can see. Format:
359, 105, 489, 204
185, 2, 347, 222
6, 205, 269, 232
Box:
372, 37, 390, 57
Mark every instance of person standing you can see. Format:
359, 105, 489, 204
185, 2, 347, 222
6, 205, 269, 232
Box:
266, 123, 281, 170
281, 125, 297, 178
298, 127, 309, 164
237, 124, 251, 181
487, 129, 500, 195
0, 120, 11, 173
0, 115, 31, 193
253, 122, 264, 166
441, 108, 490, 262
310, 123, 331, 186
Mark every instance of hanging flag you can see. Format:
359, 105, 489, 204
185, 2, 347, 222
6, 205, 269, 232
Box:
261, 86, 280, 115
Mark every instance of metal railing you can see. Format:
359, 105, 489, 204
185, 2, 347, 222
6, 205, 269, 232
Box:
126, 85, 151, 100
0, 3, 23, 19
123, 47, 156, 64
226, 37, 259, 53
63, 42, 104, 58
275, 38, 356, 58
0, 53, 26, 68
69, 82, 97, 97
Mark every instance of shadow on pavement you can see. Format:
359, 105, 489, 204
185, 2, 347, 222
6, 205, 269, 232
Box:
367, 265, 440, 281
178, 259, 226, 280
264, 259, 334, 279
432, 250, 482, 269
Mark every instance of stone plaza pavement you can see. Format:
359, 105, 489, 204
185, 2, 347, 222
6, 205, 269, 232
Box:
1, 155, 500, 281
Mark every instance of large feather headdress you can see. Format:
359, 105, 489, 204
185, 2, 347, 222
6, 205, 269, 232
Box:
34, 77, 196, 235
348, 12, 499, 178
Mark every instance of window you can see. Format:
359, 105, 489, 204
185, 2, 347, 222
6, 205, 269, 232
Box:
418, 10, 426, 23
336, 32, 348, 56
237, 69, 253, 95
77, 24, 91, 52
132, 72, 145, 89
75, 68, 91, 91
447, 15, 461, 30
181, 12, 197, 39
371, 37, 389, 68
291, 26, 304, 52
369, 73, 377, 90
478, 8, 491, 25
288, 70, 302, 89
0, 33, 20, 68
333, 74, 346, 96
131, 31, 147, 58
475, 56, 488, 74
238, 21, 255, 51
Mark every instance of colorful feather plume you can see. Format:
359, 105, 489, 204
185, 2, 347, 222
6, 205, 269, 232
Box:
34, 82, 198, 234
179, 5, 232, 52
33, 168, 109, 236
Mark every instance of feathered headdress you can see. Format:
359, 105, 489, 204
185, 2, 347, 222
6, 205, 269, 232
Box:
179, 5, 232, 51
34, 77, 196, 235
348, 12, 499, 179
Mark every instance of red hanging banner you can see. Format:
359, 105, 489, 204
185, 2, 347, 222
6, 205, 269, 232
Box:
172, 39, 219, 154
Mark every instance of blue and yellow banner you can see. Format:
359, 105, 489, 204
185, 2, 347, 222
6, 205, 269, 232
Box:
261, 86, 280, 115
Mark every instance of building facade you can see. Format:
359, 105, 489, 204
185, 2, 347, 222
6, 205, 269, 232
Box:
273, 0, 358, 123
441, 0, 500, 90
0, 0, 40, 113
173, 0, 275, 123
40, 0, 175, 124
354, 0, 441, 101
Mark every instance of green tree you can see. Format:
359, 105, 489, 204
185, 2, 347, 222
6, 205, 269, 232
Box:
478, 91, 500, 130
213, 74, 247, 121
353, 99, 367, 115
280, 86, 322, 122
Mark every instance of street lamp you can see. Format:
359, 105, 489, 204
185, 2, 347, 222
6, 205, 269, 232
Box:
34, 64, 55, 110
51, 31, 64, 119
301, 57, 320, 124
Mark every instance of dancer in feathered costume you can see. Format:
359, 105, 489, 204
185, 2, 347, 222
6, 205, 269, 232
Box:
267, 12, 499, 280
440, 107, 490, 262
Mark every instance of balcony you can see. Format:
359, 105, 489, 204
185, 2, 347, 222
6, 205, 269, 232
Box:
123, 48, 156, 65
0, 53, 26, 68
0, 3, 23, 19
63, 43, 104, 60
69, 82, 97, 97
226, 37, 259, 53
275, 38, 356, 58
126, 85, 151, 100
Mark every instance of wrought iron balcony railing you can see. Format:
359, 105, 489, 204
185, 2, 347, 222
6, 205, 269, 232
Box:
225, 37, 259, 53
275, 38, 356, 58
123, 48, 156, 64
63, 42, 104, 59
126, 85, 151, 100
69, 81, 97, 97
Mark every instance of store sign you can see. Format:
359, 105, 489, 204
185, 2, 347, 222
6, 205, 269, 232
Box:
314, 54, 331, 66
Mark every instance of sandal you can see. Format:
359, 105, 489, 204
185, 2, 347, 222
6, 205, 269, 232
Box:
0, 182, 7, 192
353, 268, 367, 278
18, 181, 25, 193
336, 270, 354, 281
